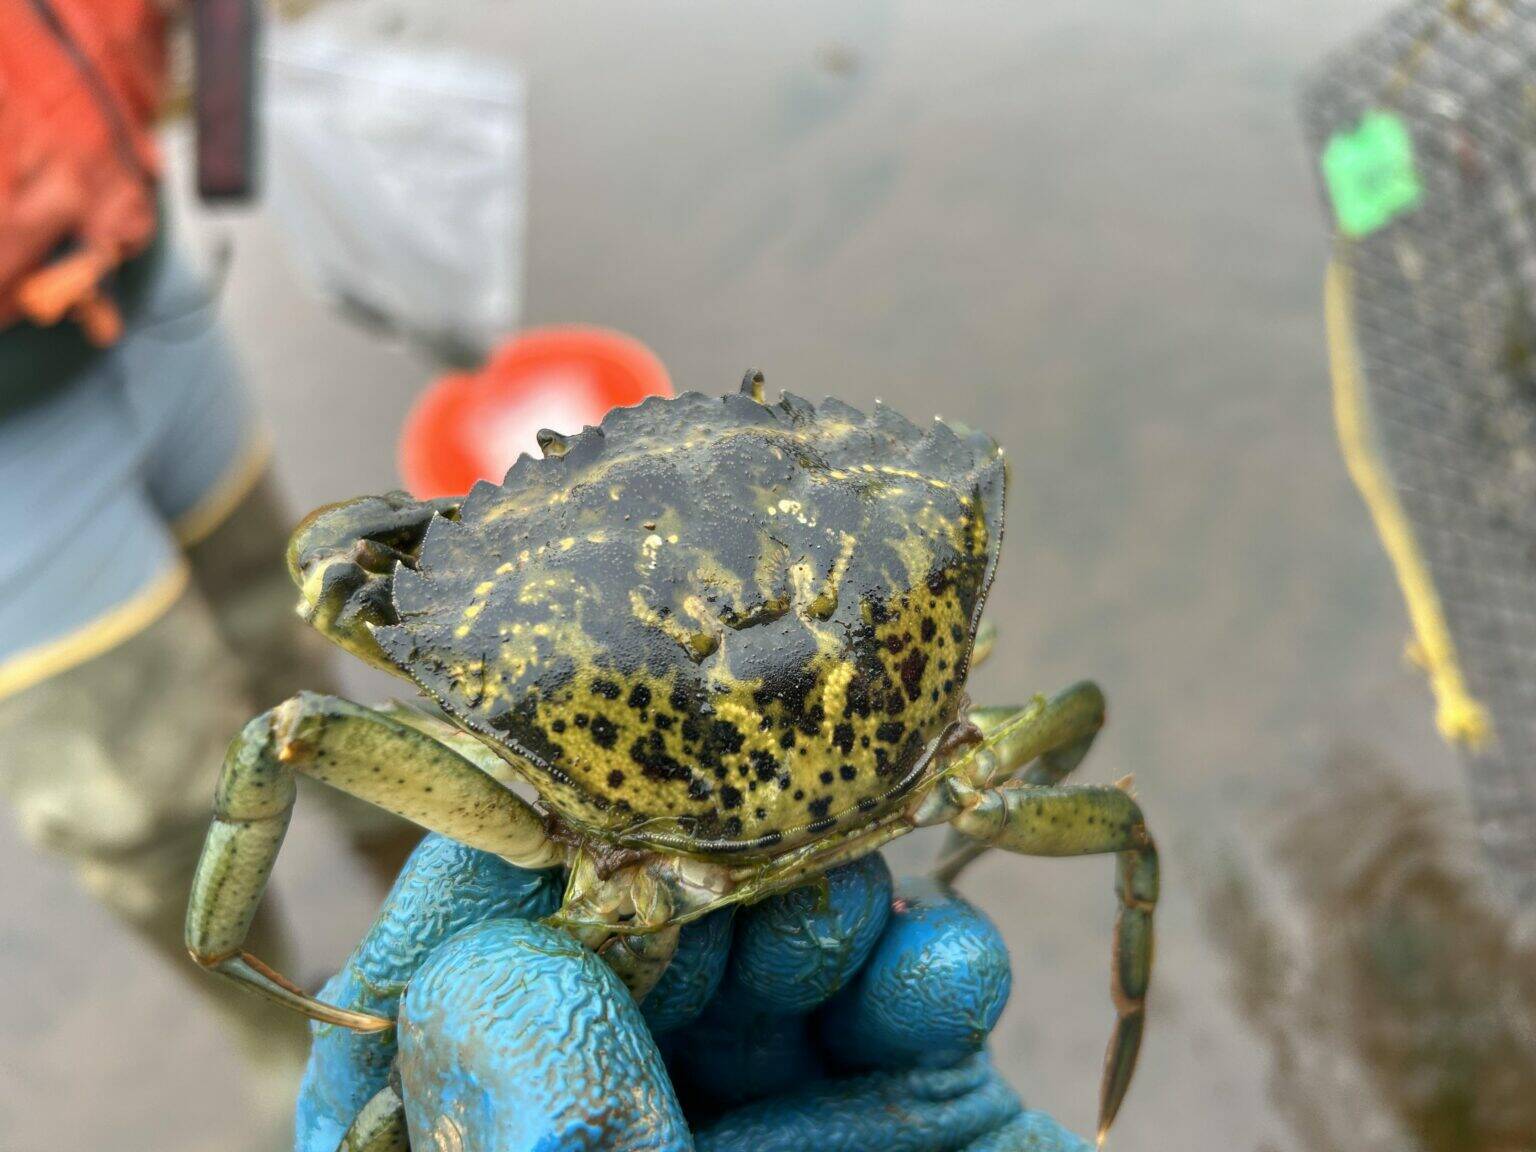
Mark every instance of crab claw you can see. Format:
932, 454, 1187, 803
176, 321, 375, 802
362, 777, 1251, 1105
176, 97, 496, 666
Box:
287, 491, 461, 672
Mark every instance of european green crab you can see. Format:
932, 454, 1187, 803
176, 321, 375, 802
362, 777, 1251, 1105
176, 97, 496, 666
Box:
185, 372, 1157, 1145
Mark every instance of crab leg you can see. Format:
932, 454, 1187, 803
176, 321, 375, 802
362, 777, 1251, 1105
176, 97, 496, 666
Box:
932, 681, 1106, 884
338, 1085, 409, 1151
185, 691, 562, 1030
949, 780, 1157, 1146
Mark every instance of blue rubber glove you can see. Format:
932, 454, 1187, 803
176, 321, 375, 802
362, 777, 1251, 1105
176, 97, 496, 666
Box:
294, 835, 1088, 1152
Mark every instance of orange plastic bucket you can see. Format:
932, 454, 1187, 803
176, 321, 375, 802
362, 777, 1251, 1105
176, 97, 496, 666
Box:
399, 326, 673, 498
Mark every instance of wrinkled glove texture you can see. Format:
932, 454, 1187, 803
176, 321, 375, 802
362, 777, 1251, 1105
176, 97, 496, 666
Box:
295, 834, 1089, 1152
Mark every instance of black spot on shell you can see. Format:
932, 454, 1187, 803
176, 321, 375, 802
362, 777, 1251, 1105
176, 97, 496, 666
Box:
899, 649, 928, 701
921, 617, 937, 643
876, 721, 905, 744
607, 769, 625, 787
778, 729, 796, 750
590, 716, 618, 749
844, 672, 875, 718
807, 796, 832, 819
721, 785, 743, 810
839, 763, 857, 781
551, 718, 567, 733
630, 733, 689, 782
627, 684, 652, 711
750, 750, 778, 781
592, 678, 621, 700
574, 714, 589, 728
710, 720, 745, 754
688, 776, 712, 800
832, 723, 855, 755
819, 770, 834, 785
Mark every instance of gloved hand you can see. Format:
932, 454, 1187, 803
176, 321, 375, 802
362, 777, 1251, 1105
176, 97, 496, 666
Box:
294, 834, 1089, 1152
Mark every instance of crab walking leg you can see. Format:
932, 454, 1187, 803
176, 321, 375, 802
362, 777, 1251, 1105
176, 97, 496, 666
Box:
932, 681, 1106, 885
338, 1085, 409, 1152
185, 691, 563, 1029
969, 689, 1105, 787
951, 781, 1157, 1146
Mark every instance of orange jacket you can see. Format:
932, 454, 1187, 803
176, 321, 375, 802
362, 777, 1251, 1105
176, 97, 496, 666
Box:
0, 0, 165, 345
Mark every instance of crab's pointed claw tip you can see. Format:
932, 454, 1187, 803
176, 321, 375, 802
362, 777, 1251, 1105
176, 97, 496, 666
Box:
1097, 1008, 1143, 1150
1096, 1130, 1108, 1151
740, 368, 766, 402
536, 428, 570, 458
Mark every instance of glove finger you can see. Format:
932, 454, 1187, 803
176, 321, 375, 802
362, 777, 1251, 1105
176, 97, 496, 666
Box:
663, 1003, 823, 1114
819, 878, 1010, 1070
295, 835, 561, 1152
961, 1111, 1093, 1152
693, 1052, 1020, 1152
662, 853, 892, 1111
642, 907, 735, 1035
398, 918, 691, 1152
723, 852, 893, 1014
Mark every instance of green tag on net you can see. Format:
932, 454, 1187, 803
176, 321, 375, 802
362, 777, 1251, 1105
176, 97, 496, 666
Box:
1321, 110, 1423, 238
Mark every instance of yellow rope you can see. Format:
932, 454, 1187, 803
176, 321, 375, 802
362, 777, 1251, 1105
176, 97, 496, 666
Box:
0, 563, 190, 702
172, 427, 273, 547
1324, 257, 1491, 749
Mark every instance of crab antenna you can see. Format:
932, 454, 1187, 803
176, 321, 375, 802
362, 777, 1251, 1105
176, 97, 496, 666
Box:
536, 428, 570, 458
740, 368, 766, 402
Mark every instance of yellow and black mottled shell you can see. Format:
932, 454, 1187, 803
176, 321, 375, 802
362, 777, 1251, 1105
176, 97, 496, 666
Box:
372, 384, 1005, 858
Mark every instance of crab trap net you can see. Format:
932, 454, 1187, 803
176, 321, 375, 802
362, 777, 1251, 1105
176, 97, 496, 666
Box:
1301, 0, 1536, 914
